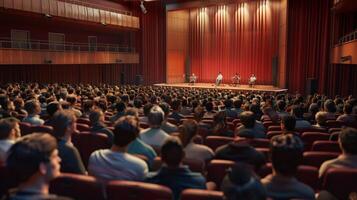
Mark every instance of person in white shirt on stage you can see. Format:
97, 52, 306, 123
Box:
216, 72, 223, 86
249, 74, 257, 88
189, 73, 197, 85
232, 73, 241, 87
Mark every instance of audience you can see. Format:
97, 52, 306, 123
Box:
280, 115, 296, 135
319, 127, 357, 177
146, 138, 206, 200
261, 134, 315, 200
159, 102, 178, 134
235, 111, 265, 139
291, 105, 311, 129
88, 116, 148, 182
89, 109, 114, 144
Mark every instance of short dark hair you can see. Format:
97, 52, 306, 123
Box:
24, 100, 40, 115
281, 115, 296, 132
89, 109, 103, 124
46, 101, 62, 117
291, 105, 304, 118
240, 111, 255, 128
277, 100, 286, 111
6, 133, 57, 183
148, 105, 164, 126
52, 110, 76, 138
0, 118, 19, 140
324, 99, 336, 113
113, 116, 139, 147
161, 137, 184, 167
343, 103, 353, 114
159, 102, 170, 116
221, 163, 266, 200
115, 101, 126, 112
270, 134, 304, 176
339, 127, 357, 154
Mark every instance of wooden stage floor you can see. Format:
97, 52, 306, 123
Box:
154, 83, 288, 93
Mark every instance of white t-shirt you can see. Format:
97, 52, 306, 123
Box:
140, 128, 171, 148
88, 149, 148, 182
217, 74, 223, 81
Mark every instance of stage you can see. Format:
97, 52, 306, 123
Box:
154, 83, 288, 93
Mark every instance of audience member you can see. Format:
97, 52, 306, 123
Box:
319, 127, 357, 177
261, 134, 315, 200
0, 118, 21, 163
52, 110, 86, 174
235, 111, 266, 139
22, 100, 44, 125
89, 109, 114, 144
88, 116, 148, 182
146, 138, 206, 200
159, 102, 178, 134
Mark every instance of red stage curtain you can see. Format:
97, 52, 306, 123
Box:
286, 0, 331, 94
189, 1, 280, 84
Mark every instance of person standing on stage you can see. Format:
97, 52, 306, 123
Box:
216, 72, 223, 86
249, 74, 257, 88
189, 73, 197, 85
232, 73, 240, 86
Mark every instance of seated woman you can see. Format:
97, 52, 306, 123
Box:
231, 73, 240, 87
248, 74, 257, 88
189, 73, 197, 85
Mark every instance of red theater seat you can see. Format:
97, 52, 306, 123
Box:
301, 132, 330, 151
259, 164, 319, 190
30, 125, 53, 134
321, 168, 357, 200
266, 131, 282, 139
204, 136, 234, 151
76, 123, 91, 132
50, 173, 105, 200
77, 118, 91, 126
19, 122, 32, 135
303, 151, 340, 168
311, 141, 341, 153
206, 160, 235, 187
106, 180, 172, 200
181, 189, 224, 200
326, 120, 343, 129
267, 125, 281, 132
72, 132, 111, 168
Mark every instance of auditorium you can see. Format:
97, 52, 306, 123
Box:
0, 0, 356, 199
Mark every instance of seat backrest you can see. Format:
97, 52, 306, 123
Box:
204, 136, 234, 151
106, 180, 172, 200
49, 173, 105, 200
322, 168, 357, 200
258, 164, 319, 190
19, 122, 32, 135
181, 189, 224, 200
247, 138, 270, 148
30, 125, 53, 134
311, 141, 341, 153
267, 125, 281, 132
76, 123, 91, 132
77, 118, 91, 126
303, 151, 340, 168
151, 157, 205, 173
266, 131, 282, 139
301, 132, 330, 151
72, 132, 111, 168
206, 159, 235, 188
326, 120, 343, 129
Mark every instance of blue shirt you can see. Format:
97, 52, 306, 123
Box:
146, 166, 206, 200
127, 138, 157, 167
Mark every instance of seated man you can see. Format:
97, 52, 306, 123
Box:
88, 116, 148, 182
0, 117, 21, 163
146, 138, 206, 200
189, 73, 197, 85
221, 163, 267, 200
235, 111, 266, 139
6, 133, 70, 200
261, 134, 315, 200
248, 74, 257, 88
319, 127, 357, 177
216, 72, 223, 86
231, 73, 240, 86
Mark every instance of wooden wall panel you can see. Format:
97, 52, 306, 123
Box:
93, 8, 100, 22
71, 4, 79, 19
78, 5, 87, 20
0, 0, 4, 7
41, 0, 50, 14
49, 0, 57, 15
57, 1, 65, 17
332, 41, 357, 64
64, 2, 72, 18
13, 0, 22, 9
4, 0, 13, 8
31, 0, 41, 13
87, 7, 94, 21
23, 0, 31, 11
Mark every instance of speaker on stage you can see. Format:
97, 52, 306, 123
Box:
135, 75, 143, 85
272, 56, 278, 86
306, 78, 318, 95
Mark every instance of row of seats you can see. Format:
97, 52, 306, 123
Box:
49, 173, 224, 200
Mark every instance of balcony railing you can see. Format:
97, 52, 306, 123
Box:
0, 37, 135, 53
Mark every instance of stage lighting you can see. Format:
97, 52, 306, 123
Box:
140, 1, 147, 14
